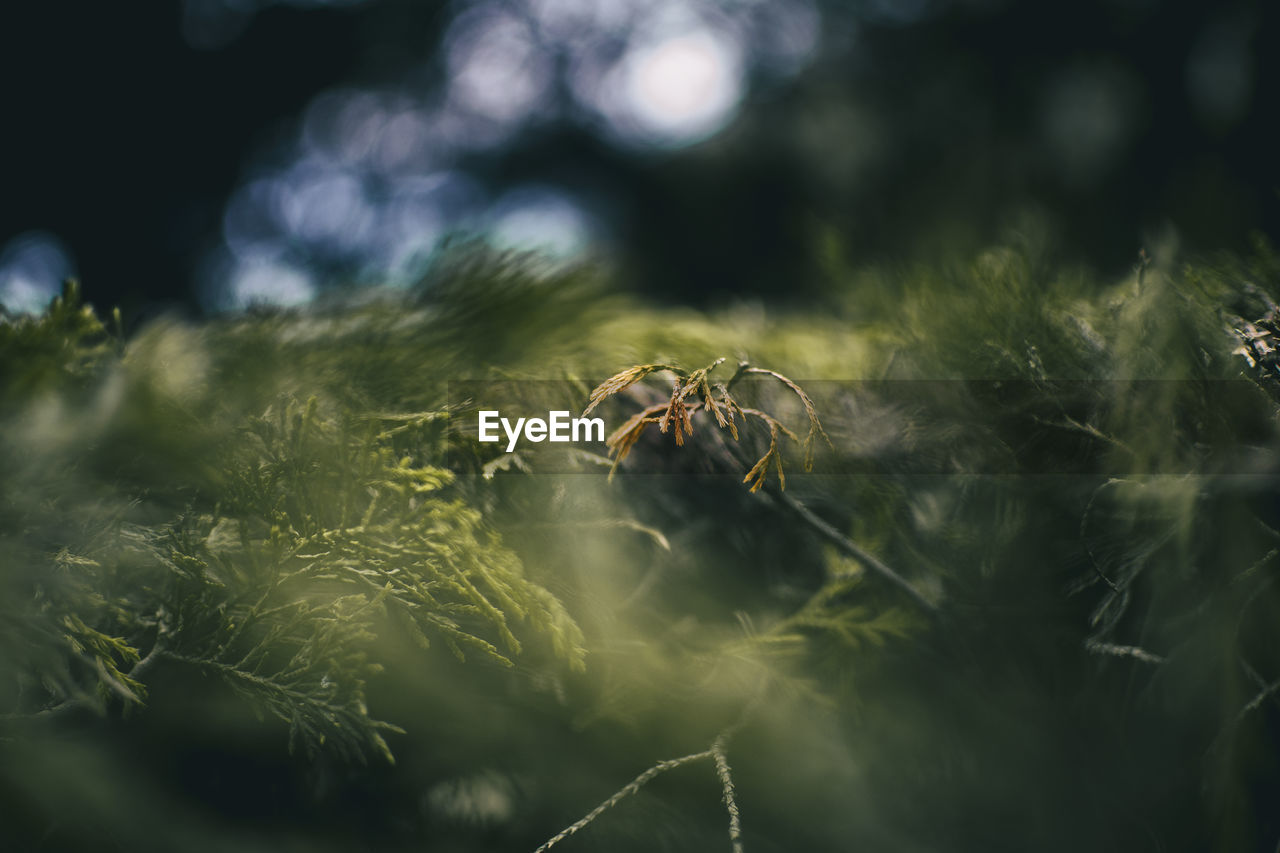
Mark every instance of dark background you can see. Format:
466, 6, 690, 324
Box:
1, 0, 1276, 318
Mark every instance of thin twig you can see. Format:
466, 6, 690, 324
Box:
1239, 658, 1280, 714
712, 736, 744, 853
763, 484, 938, 615
1030, 415, 1134, 455
532, 748, 716, 853
1080, 480, 1122, 593
1236, 675, 1280, 725
1085, 640, 1165, 665
533, 701, 761, 853
691, 383, 933, 613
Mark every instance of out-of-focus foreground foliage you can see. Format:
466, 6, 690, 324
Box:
4, 239, 1280, 851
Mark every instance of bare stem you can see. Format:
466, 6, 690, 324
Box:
764, 483, 938, 615
712, 736, 744, 853
532, 748, 716, 853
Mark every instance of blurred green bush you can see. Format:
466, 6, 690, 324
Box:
4, 239, 1280, 851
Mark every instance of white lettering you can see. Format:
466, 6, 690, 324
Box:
502, 417, 525, 453
549, 411, 570, 441
478, 411, 500, 442
574, 416, 604, 442
482, 410, 607, 451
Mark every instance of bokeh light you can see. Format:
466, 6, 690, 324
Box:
0, 232, 76, 315
489, 185, 593, 257
278, 165, 375, 253
190, 0, 823, 309
445, 5, 554, 127
210, 254, 317, 311
613, 27, 745, 145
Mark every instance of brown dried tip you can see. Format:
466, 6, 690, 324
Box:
604, 403, 667, 479
584, 364, 682, 416
742, 448, 773, 493
693, 370, 730, 431
716, 384, 741, 440
744, 368, 832, 471
739, 409, 798, 492
657, 383, 694, 445
588, 358, 824, 490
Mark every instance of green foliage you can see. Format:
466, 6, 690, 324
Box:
5, 240, 1280, 851
0, 279, 119, 395
143, 395, 584, 762
0, 272, 587, 769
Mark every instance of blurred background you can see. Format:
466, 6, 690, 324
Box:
5, 5, 1280, 849
0, 0, 1277, 318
